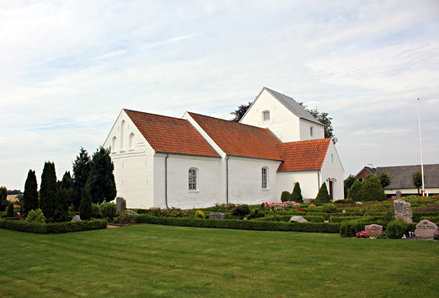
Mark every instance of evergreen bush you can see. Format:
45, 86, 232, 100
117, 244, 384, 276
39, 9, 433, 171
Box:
23, 170, 39, 216
315, 183, 331, 205
195, 210, 205, 219
80, 185, 92, 220
40, 161, 57, 218
386, 220, 409, 239
91, 203, 100, 218
281, 191, 291, 203
231, 204, 251, 219
291, 182, 303, 203
7, 202, 14, 218
348, 180, 362, 201
360, 175, 386, 201
26, 209, 45, 223
99, 202, 117, 219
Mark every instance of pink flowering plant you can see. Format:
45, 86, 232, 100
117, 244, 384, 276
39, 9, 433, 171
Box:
356, 231, 370, 238
263, 201, 301, 221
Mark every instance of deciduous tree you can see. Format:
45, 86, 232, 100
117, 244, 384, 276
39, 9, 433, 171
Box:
299, 103, 337, 143
230, 102, 252, 122
344, 175, 357, 199
378, 171, 391, 188
411, 170, 425, 194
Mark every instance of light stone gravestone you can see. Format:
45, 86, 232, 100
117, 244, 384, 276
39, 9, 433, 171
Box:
289, 216, 308, 223
303, 199, 314, 204
209, 213, 226, 220
415, 220, 439, 238
126, 210, 138, 216
342, 210, 347, 213
365, 224, 383, 234
394, 199, 413, 223
71, 215, 81, 222
116, 197, 124, 214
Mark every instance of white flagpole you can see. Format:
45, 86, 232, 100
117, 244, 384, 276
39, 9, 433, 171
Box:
417, 98, 425, 196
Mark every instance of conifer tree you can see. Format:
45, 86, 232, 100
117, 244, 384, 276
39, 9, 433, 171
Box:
53, 188, 69, 222
61, 171, 72, 191
71, 147, 91, 209
0, 186, 8, 211
347, 180, 362, 201
80, 185, 92, 220
290, 182, 303, 203
360, 175, 386, 201
23, 169, 39, 216
315, 183, 331, 204
40, 161, 57, 218
88, 146, 116, 204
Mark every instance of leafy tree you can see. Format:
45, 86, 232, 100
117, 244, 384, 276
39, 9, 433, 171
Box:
290, 182, 303, 203
230, 102, 252, 122
0, 186, 7, 211
377, 171, 391, 188
88, 146, 116, 204
360, 174, 386, 201
53, 188, 69, 222
411, 170, 425, 194
343, 175, 357, 199
71, 147, 91, 209
347, 180, 362, 201
23, 170, 39, 216
40, 162, 57, 218
315, 183, 331, 204
299, 103, 337, 143
80, 185, 92, 220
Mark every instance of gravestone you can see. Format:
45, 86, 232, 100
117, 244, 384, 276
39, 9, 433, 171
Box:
209, 213, 226, 220
342, 210, 347, 213
303, 199, 314, 204
365, 224, 383, 234
396, 190, 401, 198
394, 199, 413, 223
71, 215, 81, 222
116, 197, 124, 214
126, 210, 138, 216
415, 220, 439, 238
289, 216, 308, 223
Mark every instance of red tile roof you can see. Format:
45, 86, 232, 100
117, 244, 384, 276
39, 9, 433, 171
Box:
276, 139, 331, 172
188, 112, 282, 160
124, 109, 220, 157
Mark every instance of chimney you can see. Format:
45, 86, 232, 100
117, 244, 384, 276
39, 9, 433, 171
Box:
367, 164, 373, 168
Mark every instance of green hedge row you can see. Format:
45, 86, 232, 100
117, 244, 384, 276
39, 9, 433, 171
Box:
0, 219, 108, 234
413, 212, 439, 222
135, 215, 340, 233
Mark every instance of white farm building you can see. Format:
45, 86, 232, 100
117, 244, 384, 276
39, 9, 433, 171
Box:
103, 87, 344, 209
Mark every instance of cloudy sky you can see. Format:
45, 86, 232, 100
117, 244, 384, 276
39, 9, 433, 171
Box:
1, 0, 438, 191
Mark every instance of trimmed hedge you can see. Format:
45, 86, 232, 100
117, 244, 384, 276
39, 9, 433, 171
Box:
0, 219, 107, 234
135, 215, 340, 233
413, 212, 439, 222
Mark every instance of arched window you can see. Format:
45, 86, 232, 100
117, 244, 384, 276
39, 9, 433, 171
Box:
310, 126, 314, 137
129, 133, 135, 150
120, 120, 125, 151
262, 111, 270, 121
261, 167, 268, 189
188, 168, 198, 190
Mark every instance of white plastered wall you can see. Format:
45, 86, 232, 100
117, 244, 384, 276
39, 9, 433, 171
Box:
299, 119, 324, 141
227, 156, 281, 204
240, 89, 302, 142
319, 142, 344, 201
103, 110, 155, 208
153, 153, 223, 209
277, 171, 320, 200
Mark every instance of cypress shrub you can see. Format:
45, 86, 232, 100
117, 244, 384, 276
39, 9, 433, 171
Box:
280, 191, 291, 203
40, 162, 57, 218
23, 169, 39, 216
315, 183, 331, 204
360, 175, 386, 201
71, 147, 91, 209
80, 185, 92, 220
53, 188, 69, 222
348, 180, 362, 201
6, 202, 14, 218
88, 147, 116, 204
291, 182, 303, 203
26, 209, 45, 223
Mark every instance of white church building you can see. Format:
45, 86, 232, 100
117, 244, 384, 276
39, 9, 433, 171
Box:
103, 87, 344, 209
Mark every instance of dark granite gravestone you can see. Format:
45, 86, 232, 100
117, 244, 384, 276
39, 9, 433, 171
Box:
116, 197, 124, 214
396, 190, 401, 198
209, 213, 226, 220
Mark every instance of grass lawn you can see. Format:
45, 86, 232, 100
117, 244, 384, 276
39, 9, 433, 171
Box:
0, 224, 438, 298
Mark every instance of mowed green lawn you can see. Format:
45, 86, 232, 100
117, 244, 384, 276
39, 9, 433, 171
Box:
0, 224, 438, 298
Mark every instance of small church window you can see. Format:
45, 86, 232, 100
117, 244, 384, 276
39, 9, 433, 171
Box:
189, 168, 198, 190
262, 167, 268, 189
129, 133, 135, 150
263, 111, 270, 121
310, 126, 314, 137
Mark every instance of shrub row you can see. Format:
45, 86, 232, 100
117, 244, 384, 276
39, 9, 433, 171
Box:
0, 219, 107, 234
340, 219, 418, 238
413, 212, 439, 222
135, 215, 340, 233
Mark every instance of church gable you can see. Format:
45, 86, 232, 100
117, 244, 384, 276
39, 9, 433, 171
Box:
124, 109, 220, 158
